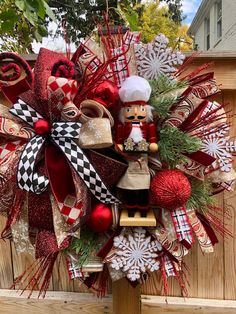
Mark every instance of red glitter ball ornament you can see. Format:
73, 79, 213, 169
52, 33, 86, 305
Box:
87, 203, 113, 232
151, 170, 191, 210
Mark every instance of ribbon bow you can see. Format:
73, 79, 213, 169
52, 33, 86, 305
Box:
10, 99, 118, 205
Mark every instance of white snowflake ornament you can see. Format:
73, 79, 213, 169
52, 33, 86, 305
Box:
111, 228, 162, 281
134, 34, 185, 80
202, 123, 236, 172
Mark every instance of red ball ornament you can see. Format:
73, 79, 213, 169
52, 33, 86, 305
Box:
34, 119, 50, 135
151, 170, 191, 210
87, 203, 113, 232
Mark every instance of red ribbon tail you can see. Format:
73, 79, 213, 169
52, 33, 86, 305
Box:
197, 212, 219, 245
45, 143, 83, 225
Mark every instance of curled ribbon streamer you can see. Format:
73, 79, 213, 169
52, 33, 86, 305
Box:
9, 100, 119, 204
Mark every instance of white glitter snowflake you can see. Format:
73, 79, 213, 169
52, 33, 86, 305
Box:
134, 34, 185, 80
111, 228, 162, 281
87, 120, 96, 130
202, 123, 236, 172
87, 120, 102, 139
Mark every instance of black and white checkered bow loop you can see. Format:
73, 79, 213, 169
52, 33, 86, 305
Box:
10, 99, 119, 204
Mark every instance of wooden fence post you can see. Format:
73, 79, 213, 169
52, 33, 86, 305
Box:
113, 278, 141, 314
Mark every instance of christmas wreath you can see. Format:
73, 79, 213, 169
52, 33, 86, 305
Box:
0, 24, 235, 297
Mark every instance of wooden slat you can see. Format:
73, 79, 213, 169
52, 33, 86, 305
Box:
113, 278, 141, 314
0, 218, 13, 288
0, 290, 112, 314
224, 188, 236, 300
183, 59, 236, 90
185, 51, 236, 59
141, 296, 236, 314
223, 90, 236, 300
52, 255, 74, 292
196, 193, 224, 299
11, 243, 34, 282
73, 280, 91, 293
141, 272, 163, 296
182, 240, 198, 297
11, 243, 54, 291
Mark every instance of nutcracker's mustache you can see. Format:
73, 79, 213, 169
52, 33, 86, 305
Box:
127, 116, 145, 120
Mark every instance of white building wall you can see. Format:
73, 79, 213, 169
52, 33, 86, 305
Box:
192, 0, 236, 51
215, 0, 236, 50
209, 4, 216, 49
194, 22, 205, 50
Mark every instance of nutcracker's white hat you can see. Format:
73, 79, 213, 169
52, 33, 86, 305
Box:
119, 75, 151, 106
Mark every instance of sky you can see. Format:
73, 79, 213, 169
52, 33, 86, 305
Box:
182, 0, 202, 25
32, 0, 202, 53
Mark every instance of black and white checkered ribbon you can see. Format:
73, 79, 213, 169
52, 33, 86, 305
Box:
17, 135, 49, 193
10, 100, 119, 203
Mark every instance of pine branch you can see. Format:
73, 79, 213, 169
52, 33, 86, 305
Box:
187, 178, 215, 212
151, 94, 179, 118
150, 75, 187, 94
70, 227, 101, 267
149, 75, 188, 118
158, 124, 202, 168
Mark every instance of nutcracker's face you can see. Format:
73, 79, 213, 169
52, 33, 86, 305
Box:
124, 105, 147, 123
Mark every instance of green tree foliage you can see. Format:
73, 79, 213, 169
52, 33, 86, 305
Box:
139, 2, 179, 44
0, 0, 187, 52
50, 0, 121, 44
51, 0, 185, 45
118, 0, 186, 46
0, 0, 55, 52
162, 0, 184, 24
176, 24, 193, 51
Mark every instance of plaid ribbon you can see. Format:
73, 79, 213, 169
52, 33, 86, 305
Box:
110, 31, 141, 87
171, 207, 193, 249
66, 254, 84, 279
66, 254, 103, 279
220, 180, 235, 191
110, 46, 129, 87
163, 255, 176, 277
123, 31, 141, 46
10, 100, 119, 205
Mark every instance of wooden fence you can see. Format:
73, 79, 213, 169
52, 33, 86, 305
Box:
0, 52, 236, 313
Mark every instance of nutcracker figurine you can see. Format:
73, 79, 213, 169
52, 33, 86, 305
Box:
115, 76, 158, 226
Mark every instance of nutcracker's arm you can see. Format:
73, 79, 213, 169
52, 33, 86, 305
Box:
148, 123, 158, 152
115, 123, 124, 151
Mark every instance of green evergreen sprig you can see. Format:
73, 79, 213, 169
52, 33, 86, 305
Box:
158, 124, 202, 168
187, 178, 215, 213
149, 75, 188, 118
69, 227, 101, 267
